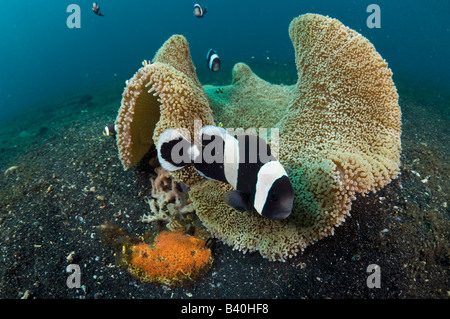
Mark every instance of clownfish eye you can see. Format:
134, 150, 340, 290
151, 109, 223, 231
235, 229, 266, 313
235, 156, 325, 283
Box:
270, 193, 278, 202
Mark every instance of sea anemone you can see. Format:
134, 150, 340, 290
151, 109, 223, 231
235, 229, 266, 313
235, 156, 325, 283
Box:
113, 14, 401, 261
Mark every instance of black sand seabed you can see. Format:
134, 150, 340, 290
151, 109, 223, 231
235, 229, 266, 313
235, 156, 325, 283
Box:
0, 66, 448, 301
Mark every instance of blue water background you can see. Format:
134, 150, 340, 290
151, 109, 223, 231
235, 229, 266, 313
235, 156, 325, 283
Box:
0, 0, 449, 121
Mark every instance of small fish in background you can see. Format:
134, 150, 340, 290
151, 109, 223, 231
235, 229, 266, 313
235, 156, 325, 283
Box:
92, 2, 104, 17
193, 3, 207, 18
207, 49, 220, 72
157, 126, 294, 220
142, 60, 152, 67
103, 123, 117, 137
215, 87, 224, 94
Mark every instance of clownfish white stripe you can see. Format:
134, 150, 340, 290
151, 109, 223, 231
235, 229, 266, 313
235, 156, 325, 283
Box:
209, 54, 219, 70
157, 129, 190, 171
223, 133, 240, 189
200, 125, 225, 137
189, 144, 201, 162
253, 161, 288, 215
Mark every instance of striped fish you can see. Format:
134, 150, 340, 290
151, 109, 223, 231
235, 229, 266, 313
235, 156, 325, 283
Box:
157, 125, 294, 220
206, 49, 220, 72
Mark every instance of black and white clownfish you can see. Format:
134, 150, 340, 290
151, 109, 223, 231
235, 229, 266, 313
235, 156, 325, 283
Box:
207, 49, 220, 72
103, 122, 117, 137
92, 2, 104, 17
193, 3, 207, 18
157, 125, 294, 220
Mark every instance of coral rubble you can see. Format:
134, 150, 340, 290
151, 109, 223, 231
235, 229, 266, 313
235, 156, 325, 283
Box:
141, 167, 194, 228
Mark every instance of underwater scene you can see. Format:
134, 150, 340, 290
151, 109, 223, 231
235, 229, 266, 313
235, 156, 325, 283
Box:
0, 0, 448, 304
